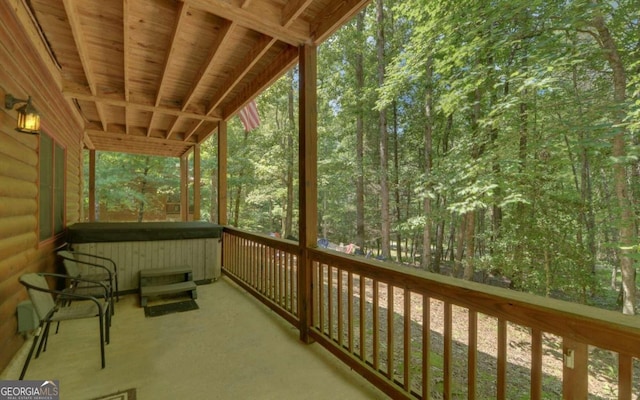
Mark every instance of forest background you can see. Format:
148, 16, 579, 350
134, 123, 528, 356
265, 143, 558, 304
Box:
85, 0, 639, 314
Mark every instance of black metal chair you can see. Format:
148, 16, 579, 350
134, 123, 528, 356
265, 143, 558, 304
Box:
18, 273, 111, 380
57, 250, 118, 313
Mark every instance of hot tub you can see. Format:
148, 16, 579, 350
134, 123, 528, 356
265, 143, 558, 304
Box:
66, 222, 223, 293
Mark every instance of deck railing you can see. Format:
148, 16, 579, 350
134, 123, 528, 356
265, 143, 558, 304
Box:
222, 228, 640, 399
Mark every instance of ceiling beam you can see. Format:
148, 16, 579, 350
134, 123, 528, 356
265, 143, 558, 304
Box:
182, 20, 235, 111
281, 0, 314, 28
62, 0, 108, 131
63, 90, 222, 122
150, 2, 191, 137
185, 0, 310, 46
87, 128, 197, 147
206, 35, 276, 115
223, 44, 298, 120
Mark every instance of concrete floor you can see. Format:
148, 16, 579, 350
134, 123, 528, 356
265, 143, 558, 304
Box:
2, 276, 388, 400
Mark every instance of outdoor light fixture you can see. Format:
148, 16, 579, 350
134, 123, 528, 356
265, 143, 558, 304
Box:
4, 94, 41, 134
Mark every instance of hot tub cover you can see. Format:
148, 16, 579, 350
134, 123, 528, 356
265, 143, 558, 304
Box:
67, 222, 223, 243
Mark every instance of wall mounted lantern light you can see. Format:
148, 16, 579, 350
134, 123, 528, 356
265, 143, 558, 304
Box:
5, 94, 41, 134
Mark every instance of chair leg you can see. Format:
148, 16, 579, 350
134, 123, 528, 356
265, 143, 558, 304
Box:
20, 326, 43, 380
98, 313, 105, 369
36, 321, 52, 358
105, 307, 111, 345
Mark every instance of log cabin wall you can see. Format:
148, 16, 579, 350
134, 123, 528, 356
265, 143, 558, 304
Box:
0, 1, 84, 371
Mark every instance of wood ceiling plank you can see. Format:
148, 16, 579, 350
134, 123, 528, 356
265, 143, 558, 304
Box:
223, 44, 298, 120
62, 0, 108, 130
206, 35, 277, 115
181, 19, 235, 111
281, 0, 314, 28
185, 0, 310, 46
152, 2, 191, 137
165, 115, 180, 139
156, 2, 190, 108
182, 119, 204, 141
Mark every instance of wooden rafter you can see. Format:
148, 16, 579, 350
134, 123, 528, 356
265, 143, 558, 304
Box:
185, 0, 310, 46
281, 0, 314, 28
149, 2, 190, 137
311, 0, 369, 44
62, 0, 107, 131
23, 0, 371, 158
183, 34, 276, 141
181, 20, 235, 111
223, 45, 298, 120
206, 35, 277, 115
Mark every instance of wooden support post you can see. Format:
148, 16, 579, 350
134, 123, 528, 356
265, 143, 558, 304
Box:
298, 44, 318, 344
217, 121, 228, 225
180, 153, 188, 221
89, 149, 96, 221
562, 338, 588, 399
193, 144, 201, 221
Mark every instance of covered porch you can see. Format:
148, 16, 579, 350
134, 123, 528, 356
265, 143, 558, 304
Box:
1, 0, 640, 399
2, 276, 385, 400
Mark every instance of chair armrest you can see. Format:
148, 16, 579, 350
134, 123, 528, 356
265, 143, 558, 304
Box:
39, 273, 110, 300
68, 251, 117, 273
57, 254, 113, 282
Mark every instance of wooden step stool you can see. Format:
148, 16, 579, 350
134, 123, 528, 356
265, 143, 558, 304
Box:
139, 267, 197, 307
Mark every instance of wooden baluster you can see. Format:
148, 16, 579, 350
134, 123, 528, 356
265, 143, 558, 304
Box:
468, 310, 477, 400
444, 302, 452, 399
497, 319, 507, 400
337, 269, 343, 347
359, 275, 366, 362
403, 289, 411, 391
348, 272, 354, 353
618, 353, 632, 400
373, 280, 379, 371
562, 338, 588, 399
422, 295, 431, 400
531, 328, 542, 400
387, 284, 394, 379
318, 263, 324, 334
328, 266, 333, 339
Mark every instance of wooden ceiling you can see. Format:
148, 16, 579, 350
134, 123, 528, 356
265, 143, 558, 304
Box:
26, 0, 368, 157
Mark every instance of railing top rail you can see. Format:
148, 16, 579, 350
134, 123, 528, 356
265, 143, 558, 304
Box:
221, 228, 640, 357
309, 248, 640, 358
223, 226, 300, 254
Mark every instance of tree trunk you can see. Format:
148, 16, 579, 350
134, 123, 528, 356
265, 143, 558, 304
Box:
454, 215, 466, 277
592, 12, 636, 314
463, 88, 482, 280
210, 169, 217, 222
284, 70, 295, 238
393, 101, 402, 263
233, 131, 250, 227
421, 58, 434, 271
355, 11, 366, 252
137, 156, 150, 222
376, 0, 391, 260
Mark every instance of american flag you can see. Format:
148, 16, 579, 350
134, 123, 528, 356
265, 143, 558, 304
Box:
238, 100, 260, 132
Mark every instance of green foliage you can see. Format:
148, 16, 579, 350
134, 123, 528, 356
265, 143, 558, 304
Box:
88, 0, 639, 308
